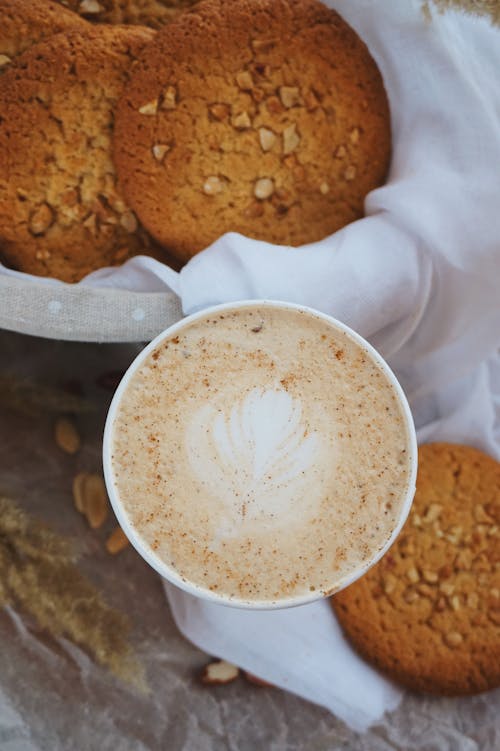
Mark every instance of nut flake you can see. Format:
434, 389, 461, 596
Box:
209, 103, 230, 121
200, 660, 240, 685
55, 417, 81, 454
254, 178, 274, 200
282, 123, 300, 155
79, 0, 102, 12
29, 203, 54, 235
236, 71, 253, 90
231, 111, 252, 129
259, 127, 276, 152
138, 99, 158, 115
422, 570, 438, 584
162, 86, 177, 110
406, 567, 420, 583
344, 165, 357, 181
279, 86, 301, 108
203, 176, 223, 196
319, 182, 330, 195
423, 503, 442, 523
152, 143, 171, 162
0, 54, 11, 68
120, 211, 138, 233
350, 127, 360, 144
444, 631, 463, 648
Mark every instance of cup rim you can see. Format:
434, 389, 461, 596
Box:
103, 299, 418, 610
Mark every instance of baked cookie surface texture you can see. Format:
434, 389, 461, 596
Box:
55, 0, 200, 29
0, 26, 159, 281
113, 0, 391, 263
0, 0, 88, 69
332, 443, 500, 695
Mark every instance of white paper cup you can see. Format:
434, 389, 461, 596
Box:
103, 300, 418, 609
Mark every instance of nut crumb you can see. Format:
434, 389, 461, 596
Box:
79, 0, 102, 12
424, 503, 442, 523
422, 570, 438, 584
279, 86, 301, 108
344, 165, 357, 181
406, 567, 420, 583
251, 39, 276, 53
350, 127, 360, 144
161, 86, 177, 110
319, 182, 330, 195
236, 71, 253, 90
335, 145, 347, 159
254, 178, 274, 200
138, 100, 158, 116
0, 54, 11, 68
203, 176, 223, 196
200, 660, 239, 685
152, 143, 171, 162
282, 123, 300, 155
259, 127, 276, 152
209, 103, 230, 121
29, 203, 54, 236
444, 631, 463, 648
120, 211, 138, 234
231, 111, 251, 130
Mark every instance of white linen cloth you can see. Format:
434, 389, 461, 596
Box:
1, 0, 499, 731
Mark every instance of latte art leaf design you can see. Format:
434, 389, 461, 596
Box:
186, 388, 320, 530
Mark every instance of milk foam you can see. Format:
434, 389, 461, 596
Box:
186, 386, 322, 535
110, 304, 413, 604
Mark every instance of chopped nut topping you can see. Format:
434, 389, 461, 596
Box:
404, 588, 419, 603
0, 54, 11, 68
29, 203, 54, 236
35, 249, 51, 261
422, 570, 438, 584
209, 103, 230, 121
139, 99, 158, 115
120, 211, 138, 233
251, 39, 277, 53
424, 503, 442, 523
344, 165, 357, 181
251, 88, 265, 103
231, 111, 251, 129
282, 123, 300, 155
203, 176, 223, 196
79, 0, 102, 12
383, 575, 396, 594
319, 182, 330, 195
161, 86, 177, 110
488, 525, 499, 536
406, 567, 420, 583
440, 581, 455, 596
254, 178, 274, 200
83, 213, 97, 234
236, 71, 253, 90
259, 127, 277, 152
152, 143, 171, 162
335, 145, 347, 159
450, 595, 461, 611
279, 86, 301, 108
412, 514, 422, 527
466, 592, 479, 608
444, 631, 463, 648
350, 127, 360, 144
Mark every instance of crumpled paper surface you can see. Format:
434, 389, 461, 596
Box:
1, 329, 499, 750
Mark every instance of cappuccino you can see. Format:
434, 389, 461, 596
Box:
106, 303, 415, 606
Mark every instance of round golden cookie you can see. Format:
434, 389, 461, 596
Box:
0, 25, 163, 282
332, 443, 500, 696
54, 0, 199, 29
0, 0, 88, 70
113, 0, 391, 264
